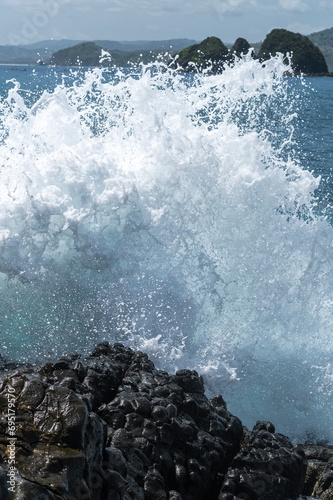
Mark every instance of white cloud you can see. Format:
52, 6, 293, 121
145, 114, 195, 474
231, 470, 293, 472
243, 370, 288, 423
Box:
279, 0, 310, 12
104, 0, 208, 17
2, 0, 71, 7
286, 22, 317, 35
319, 1, 333, 7
212, 0, 257, 15
0, 0, 331, 46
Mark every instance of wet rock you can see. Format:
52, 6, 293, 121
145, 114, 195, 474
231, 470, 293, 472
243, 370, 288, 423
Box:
18, 379, 46, 409
299, 444, 333, 499
16, 444, 86, 498
0, 467, 12, 500
132, 396, 152, 417
144, 467, 167, 500
14, 480, 58, 499
219, 420, 307, 499
169, 491, 183, 500
151, 405, 170, 425
142, 418, 159, 442
73, 359, 86, 382
111, 428, 135, 450
171, 369, 205, 394
0, 342, 319, 500
34, 385, 89, 449
105, 446, 128, 478
52, 359, 71, 370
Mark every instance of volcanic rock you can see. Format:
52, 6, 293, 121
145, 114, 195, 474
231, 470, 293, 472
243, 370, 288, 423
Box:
0, 342, 310, 499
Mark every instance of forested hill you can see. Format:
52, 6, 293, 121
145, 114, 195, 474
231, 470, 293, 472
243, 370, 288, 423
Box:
309, 27, 333, 72
258, 29, 328, 74
1, 29, 332, 72
49, 30, 329, 76
49, 42, 173, 67
0, 38, 197, 65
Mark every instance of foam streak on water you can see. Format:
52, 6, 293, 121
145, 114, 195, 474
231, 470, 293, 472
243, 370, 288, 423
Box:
0, 55, 332, 442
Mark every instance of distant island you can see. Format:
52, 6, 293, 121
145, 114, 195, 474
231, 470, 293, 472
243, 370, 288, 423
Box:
49, 41, 173, 68
258, 29, 328, 74
170, 30, 328, 75
0, 38, 197, 66
168, 36, 229, 73
49, 30, 330, 76
1, 28, 333, 74
308, 27, 333, 73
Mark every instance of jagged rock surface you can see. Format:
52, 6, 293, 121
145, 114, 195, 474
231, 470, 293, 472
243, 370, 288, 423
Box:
218, 421, 307, 500
0, 342, 310, 499
299, 444, 333, 499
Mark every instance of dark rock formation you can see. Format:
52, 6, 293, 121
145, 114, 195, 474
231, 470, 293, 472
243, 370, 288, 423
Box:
299, 444, 333, 499
169, 37, 229, 73
0, 342, 310, 499
219, 421, 307, 500
258, 28, 328, 75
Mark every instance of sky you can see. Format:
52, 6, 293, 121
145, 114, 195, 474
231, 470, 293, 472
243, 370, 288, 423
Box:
0, 0, 332, 46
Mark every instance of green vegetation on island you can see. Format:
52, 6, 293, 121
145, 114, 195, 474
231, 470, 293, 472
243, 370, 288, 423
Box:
258, 29, 328, 74
50, 42, 102, 66
3, 28, 331, 75
309, 27, 333, 72
169, 32, 327, 74
230, 37, 252, 58
50, 41, 173, 67
169, 36, 229, 72
0, 38, 196, 66
49, 32, 329, 76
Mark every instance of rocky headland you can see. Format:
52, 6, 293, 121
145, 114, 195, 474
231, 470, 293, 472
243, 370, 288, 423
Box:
0, 342, 332, 499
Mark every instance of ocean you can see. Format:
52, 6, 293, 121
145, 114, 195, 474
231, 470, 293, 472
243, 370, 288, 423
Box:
0, 55, 332, 444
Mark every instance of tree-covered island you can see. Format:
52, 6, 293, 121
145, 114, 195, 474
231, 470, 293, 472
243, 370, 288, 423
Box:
48, 29, 330, 76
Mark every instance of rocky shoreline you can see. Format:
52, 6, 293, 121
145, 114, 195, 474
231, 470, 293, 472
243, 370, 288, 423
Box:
0, 342, 332, 499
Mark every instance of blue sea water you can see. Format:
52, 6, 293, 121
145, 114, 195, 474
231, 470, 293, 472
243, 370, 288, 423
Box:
0, 58, 332, 443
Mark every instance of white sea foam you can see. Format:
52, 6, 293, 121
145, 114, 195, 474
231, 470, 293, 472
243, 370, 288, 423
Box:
0, 55, 332, 442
